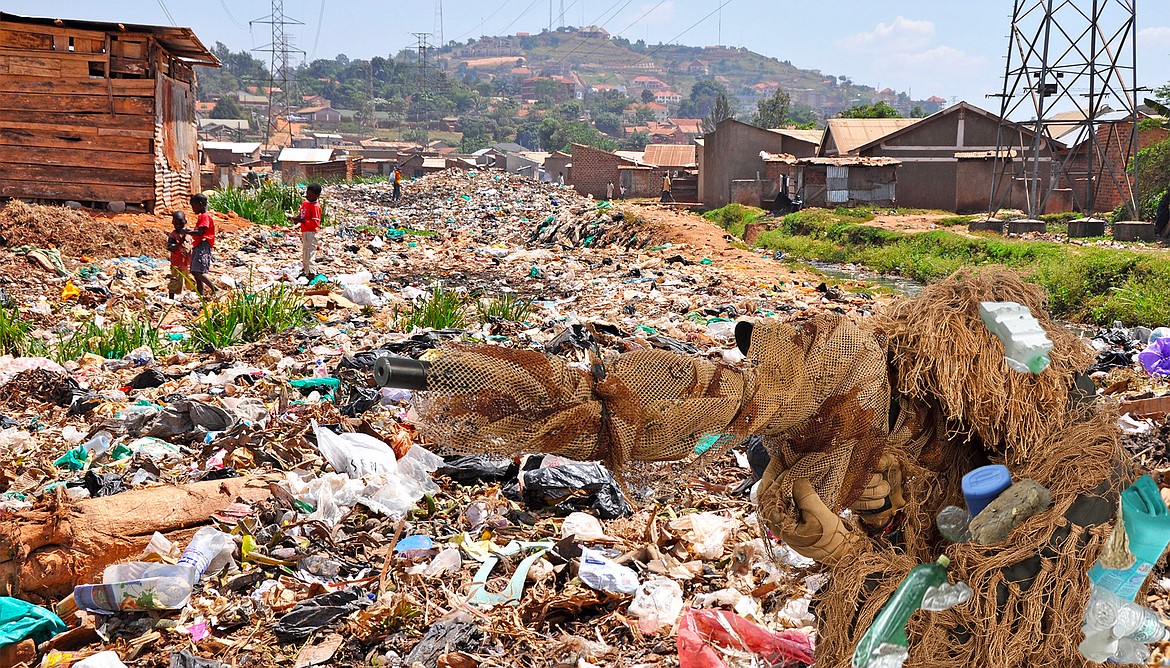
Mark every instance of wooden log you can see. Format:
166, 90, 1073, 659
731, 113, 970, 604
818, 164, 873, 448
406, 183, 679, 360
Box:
0, 476, 276, 603
0, 110, 153, 131
0, 127, 151, 153
0, 178, 155, 203
0, 163, 154, 186
0, 145, 153, 170
0, 77, 155, 94
0, 93, 152, 115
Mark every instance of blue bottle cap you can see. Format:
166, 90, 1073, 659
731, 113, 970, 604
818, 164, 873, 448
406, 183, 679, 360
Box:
962, 465, 1013, 518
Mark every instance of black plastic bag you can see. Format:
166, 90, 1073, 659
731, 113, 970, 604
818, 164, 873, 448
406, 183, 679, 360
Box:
82, 470, 125, 497
170, 650, 227, 668
273, 587, 368, 642
508, 456, 631, 519
129, 368, 167, 389
403, 620, 484, 668
339, 387, 380, 417
438, 455, 518, 485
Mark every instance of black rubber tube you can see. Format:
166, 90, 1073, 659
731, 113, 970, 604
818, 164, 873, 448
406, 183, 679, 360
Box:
373, 355, 431, 390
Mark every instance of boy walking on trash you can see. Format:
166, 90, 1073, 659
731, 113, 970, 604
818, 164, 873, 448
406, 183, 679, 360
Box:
166, 212, 192, 299
288, 183, 323, 278
187, 194, 217, 298
392, 166, 403, 202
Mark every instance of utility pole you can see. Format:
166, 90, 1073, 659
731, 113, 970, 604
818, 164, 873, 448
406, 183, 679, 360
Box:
434, 0, 444, 48
412, 32, 433, 144
251, 0, 304, 147
989, 0, 1139, 219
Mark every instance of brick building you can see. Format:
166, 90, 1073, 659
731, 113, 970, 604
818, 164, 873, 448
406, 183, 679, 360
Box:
566, 144, 623, 199
1060, 115, 1169, 213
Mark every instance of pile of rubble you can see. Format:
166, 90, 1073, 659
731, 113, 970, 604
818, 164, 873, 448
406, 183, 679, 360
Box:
0, 171, 883, 668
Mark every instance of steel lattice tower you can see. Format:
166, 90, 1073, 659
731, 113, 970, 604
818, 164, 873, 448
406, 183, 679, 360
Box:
990, 0, 1139, 218
252, 0, 305, 146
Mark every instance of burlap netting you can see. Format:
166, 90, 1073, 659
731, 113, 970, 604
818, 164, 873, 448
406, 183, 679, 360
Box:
416, 312, 892, 522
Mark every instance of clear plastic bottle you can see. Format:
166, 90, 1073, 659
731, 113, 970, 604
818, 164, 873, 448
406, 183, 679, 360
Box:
978, 301, 1054, 373
1079, 584, 1170, 663
936, 505, 972, 543
74, 527, 233, 613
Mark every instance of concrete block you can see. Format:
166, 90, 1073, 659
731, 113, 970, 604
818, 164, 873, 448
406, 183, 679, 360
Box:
968, 218, 1004, 233
1112, 222, 1156, 242
106, 201, 127, 213
1067, 218, 1106, 238
1006, 219, 1047, 235
64, 201, 82, 210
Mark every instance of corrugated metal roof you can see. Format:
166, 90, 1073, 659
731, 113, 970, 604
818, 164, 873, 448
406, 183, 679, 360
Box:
643, 144, 697, 168
769, 128, 823, 145
0, 12, 219, 66
824, 118, 919, 154
201, 142, 261, 154
277, 148, 336, 163
761, 152, 900, 167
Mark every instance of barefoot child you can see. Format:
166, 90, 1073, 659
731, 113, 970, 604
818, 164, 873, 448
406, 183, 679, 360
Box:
288, 183, 323, 278
166, 212, 192, 298
187, 194, 216, 298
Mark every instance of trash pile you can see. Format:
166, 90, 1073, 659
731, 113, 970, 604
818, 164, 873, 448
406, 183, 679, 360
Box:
1, 170, 1170, 667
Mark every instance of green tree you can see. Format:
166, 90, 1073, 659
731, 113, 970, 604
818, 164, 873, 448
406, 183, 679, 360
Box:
678, 79, 734, 120
210, 95, 245, 119
641, 89, 655, 104
620, 131, 649, 150
702, 93, 735, 133
594, 111, 622, 136
910, 105, 928, 118
587, 89, 630, 116
752, 89, 790, 129
838, 101, 903, 118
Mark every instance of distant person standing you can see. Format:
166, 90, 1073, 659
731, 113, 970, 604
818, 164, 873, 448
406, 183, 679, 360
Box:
288, 183, 323, 278
558, 172, 565, 186
166, 212, 191, 299
607, 181, 614, 200
187, 194, 217, 298
1156, 188, 1170, 238
244, 166, 260, 189
660, 172, 674, 202
392, 166, 403, 202
619, 182, 627, 199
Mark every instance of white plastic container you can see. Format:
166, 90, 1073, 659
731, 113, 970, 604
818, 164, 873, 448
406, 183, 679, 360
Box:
979, 301, 1054, 373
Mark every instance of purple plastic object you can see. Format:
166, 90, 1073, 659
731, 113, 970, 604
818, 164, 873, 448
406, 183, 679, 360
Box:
1138, 337, 1170, 377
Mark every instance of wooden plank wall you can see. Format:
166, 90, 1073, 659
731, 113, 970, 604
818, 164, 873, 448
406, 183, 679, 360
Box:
0, 21, 159, 205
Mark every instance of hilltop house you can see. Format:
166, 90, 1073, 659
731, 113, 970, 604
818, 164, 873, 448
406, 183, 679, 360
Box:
0, 12, 219, 210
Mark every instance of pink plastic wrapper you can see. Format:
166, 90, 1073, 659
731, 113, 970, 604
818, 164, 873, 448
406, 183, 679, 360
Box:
676, 608, 815, 668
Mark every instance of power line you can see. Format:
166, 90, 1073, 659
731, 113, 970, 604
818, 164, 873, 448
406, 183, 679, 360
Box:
216, 0, 245, 29
449, 0, 513, 42
311, 0, 326, 60
550, 0, 636, 67
497, 0, 545, 36
628, 0, 733, 67
155, 0, 177, 26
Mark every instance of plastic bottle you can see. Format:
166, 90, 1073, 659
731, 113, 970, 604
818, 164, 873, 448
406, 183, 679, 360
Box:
853, 556, 972, 668
80, 431, 114, 459
936, 506, 972, 543
74, 528, 233, 613
961, 464, 1012, 517
1079, 583, 1170, 663
978, 301, 1054, 373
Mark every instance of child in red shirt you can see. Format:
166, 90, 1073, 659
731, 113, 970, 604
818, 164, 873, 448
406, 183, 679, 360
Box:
288, 183, 323, 278
166, 211, 192, 298
187, 193, 216, 297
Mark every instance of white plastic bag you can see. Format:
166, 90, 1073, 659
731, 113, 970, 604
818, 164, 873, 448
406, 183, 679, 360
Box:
578, 547, 639, 595
313, 420, 398, 478
628, 577, 684, 633
73, 652, 129, 668
342, 284, 382, 307
669, 512, 734, 559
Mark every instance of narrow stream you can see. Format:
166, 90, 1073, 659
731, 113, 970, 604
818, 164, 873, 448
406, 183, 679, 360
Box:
806, 261, 924, 296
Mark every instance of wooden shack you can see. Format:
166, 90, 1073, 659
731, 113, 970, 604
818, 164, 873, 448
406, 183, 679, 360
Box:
0, 13, 220, 211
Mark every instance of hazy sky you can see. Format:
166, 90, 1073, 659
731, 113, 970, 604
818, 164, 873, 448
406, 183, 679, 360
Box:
2, 0, 1167, 109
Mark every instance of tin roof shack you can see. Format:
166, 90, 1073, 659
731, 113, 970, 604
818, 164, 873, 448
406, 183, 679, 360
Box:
850, 102, 1069, 213
201, 142, 261, 167
276, 148, 338, 182
0, 13, 219, 211
699, 118, 821, 208
762, 154, 900, 209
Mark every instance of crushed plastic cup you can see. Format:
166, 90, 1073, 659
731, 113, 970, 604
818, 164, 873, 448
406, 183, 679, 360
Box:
629, 577, 685, 634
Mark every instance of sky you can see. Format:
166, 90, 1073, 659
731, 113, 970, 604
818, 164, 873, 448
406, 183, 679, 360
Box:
2, 0, 1167, 112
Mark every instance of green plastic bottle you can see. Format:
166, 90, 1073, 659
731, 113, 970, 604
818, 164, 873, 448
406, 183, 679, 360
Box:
853, 556, 962, 668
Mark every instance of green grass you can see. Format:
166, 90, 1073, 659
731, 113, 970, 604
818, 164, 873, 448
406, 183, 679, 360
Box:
208, 182, 306, 227
187, 284, 311, 350
749, 208, 1170, 327
703, 204, 766, 238
52, 315, 164, 362
396, 285, 467, 331
0, 307, 43, 357
475, 293, 534, 323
